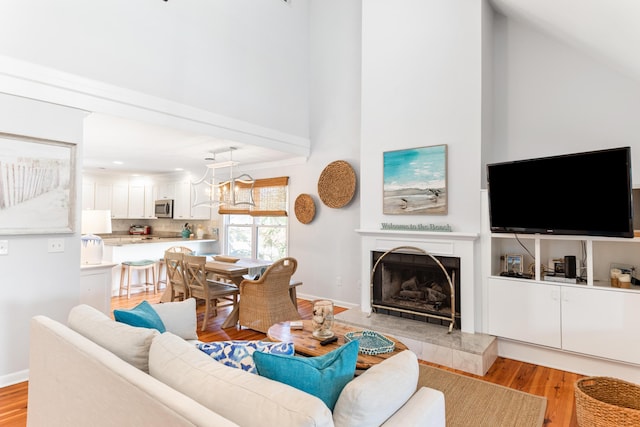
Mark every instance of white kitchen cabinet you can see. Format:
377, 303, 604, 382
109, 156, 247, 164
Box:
144, 184, 156, 218
156, 181, 176, 200
111, 183, 129, 218
173, 180, 190, 220
173, 179, 210, 220
190, 180, 211, 220
487, 277, 561, 348
127, 184, 145, 218
94, 182, 112, 211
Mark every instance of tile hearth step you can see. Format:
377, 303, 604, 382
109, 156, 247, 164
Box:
335, 308, 497, 376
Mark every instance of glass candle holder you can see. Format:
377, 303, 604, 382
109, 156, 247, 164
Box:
311, 299, 334, 339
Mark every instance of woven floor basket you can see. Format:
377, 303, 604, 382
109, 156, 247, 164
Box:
575, 377, 640, 427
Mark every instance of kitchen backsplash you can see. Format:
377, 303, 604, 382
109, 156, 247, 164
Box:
110, 218, 219, 239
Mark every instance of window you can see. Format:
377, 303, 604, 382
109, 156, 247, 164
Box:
221, 176, 289, 261
224, 215, 288, 261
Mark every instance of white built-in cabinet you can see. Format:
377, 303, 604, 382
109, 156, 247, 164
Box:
486, 233, 640, 366
481, 189, 640, 366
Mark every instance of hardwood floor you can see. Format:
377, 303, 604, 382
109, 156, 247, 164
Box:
1, 290, 581, 426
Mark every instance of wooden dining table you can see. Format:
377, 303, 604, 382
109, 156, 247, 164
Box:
204, 258, 272, 286
159, 256, 271, 303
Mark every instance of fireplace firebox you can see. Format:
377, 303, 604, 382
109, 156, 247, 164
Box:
371, 247, 461, 331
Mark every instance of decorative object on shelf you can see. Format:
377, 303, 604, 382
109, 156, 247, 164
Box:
181, 223, 191, 238
317, 160, 356, 208
294, 193, 316, 224
344, 330, 396, 355
383, 144, 447, 215
191, 147, 255, 208
505, 254, 524, 274
195, 224, 205, 239
81, 210, 112, 265
0, 133, 76, 234
380, 223, 452, 232
371, 246, 456, 333
311, 299, 335, 339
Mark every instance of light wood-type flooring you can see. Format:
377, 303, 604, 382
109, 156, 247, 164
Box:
0, 291, 581, 426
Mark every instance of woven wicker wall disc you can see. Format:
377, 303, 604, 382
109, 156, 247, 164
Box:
317, 160, 356, 208
294, 194, 316, 224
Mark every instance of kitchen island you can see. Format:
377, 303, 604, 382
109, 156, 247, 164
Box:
103, 236, 218, 296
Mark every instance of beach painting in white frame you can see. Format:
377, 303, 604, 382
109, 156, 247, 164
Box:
383, 144, 447, 215
0, 133, 76, 234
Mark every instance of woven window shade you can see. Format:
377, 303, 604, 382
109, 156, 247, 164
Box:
218, 176, 289, 216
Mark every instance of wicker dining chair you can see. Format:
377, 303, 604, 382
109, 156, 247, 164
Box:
164, 251, 189, 301
238, 257, 301, 333
183, 254, 239, 331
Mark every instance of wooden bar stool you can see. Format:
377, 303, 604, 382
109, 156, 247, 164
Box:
119, 260, 157, 299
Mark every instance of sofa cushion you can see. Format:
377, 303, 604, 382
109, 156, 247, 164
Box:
253, 339, 359, 410
149, 332, 333, 427
151, 298, 198, 340
197, 340, 295, 373
114, 300, 166, 333
332, 350, 419, 427
67, 304, 159, 372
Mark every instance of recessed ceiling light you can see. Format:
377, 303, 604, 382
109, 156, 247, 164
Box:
113, 161, 123, 165
175, 167, 184, 171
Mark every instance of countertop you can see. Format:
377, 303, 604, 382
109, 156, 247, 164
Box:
102, 235, 218, 246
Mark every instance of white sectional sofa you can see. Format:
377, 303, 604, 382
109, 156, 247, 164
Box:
27, 304, 445, 426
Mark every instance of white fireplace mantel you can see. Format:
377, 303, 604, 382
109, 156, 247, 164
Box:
356, 228, 479, 333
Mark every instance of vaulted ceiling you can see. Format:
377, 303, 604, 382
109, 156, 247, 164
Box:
491, 0, 640, 82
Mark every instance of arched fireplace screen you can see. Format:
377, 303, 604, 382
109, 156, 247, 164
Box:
370, 246, 457, 333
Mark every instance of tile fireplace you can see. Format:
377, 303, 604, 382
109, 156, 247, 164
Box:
336, 229, 497, 375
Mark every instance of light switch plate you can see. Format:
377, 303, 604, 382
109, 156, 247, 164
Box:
0, 240, 7, 255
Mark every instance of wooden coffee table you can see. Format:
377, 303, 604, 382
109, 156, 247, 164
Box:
267, 320, 408, 370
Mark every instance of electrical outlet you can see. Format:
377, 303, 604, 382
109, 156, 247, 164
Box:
0, 240, 8, 255
48, 238, 64, 253
336, 276, 342, 287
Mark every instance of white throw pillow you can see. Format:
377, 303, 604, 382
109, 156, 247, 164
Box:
332, 350, 419, 427
151, 298, 198, 340
67, 304, 159, 372
149, 332, 333, 427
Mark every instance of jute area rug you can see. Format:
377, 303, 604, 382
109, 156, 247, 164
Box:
418, 364, 547, 427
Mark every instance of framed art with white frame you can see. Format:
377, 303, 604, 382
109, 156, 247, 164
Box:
0, 133, 76, 235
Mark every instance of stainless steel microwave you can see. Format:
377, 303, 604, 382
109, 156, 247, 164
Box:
154, 199, 173, 218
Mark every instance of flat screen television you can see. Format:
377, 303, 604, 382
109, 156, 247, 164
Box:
487, 147, 634, 238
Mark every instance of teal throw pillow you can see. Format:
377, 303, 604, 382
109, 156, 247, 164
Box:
197, 340, 294, 374
114, 300, 166, 333
253, 339, 359, 410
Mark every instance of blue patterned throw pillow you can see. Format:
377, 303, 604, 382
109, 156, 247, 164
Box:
197, 340, 294, 373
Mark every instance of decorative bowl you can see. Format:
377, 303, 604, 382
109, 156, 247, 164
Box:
343, 330, 395, 355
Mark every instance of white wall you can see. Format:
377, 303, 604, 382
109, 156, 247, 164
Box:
249, 0, 363, 307
0, 0, 309, 139
0, 93, 86, 386
360, 0, 484, 233
488, 12, 640, 185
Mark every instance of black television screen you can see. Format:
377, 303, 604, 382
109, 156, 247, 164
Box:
487, 147, 633, 238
